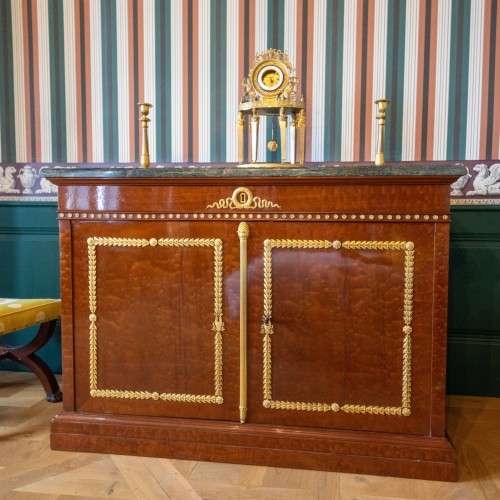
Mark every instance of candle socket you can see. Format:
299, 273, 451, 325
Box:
138, 102, 153, 168
375, 99, 390, 166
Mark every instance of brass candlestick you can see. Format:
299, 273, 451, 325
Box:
138, 102, 153, 168
237, 112, 245, 164
375, 99, 390, 166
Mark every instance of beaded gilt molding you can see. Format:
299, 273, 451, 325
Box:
58, 211, 450, 222
261, 238, 414, 417
87, 236, 225, 404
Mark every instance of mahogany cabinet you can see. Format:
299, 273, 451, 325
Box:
43, 164, 466, 481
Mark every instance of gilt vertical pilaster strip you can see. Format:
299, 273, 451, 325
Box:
238, 222, 249, 423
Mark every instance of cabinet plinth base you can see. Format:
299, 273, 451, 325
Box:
50, 413, 457, 482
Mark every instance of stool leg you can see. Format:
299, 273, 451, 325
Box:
0, 320, 63, 403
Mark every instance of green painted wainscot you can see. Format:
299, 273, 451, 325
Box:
447, 205, 500, 397
1, 201, 499, 397
0, 201, 62, 373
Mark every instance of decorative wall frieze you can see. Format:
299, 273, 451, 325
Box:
0, 164, 58, 201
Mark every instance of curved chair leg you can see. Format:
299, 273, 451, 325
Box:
0, 320, 63, 402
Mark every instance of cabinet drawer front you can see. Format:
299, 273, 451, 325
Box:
58, 181, 452, 215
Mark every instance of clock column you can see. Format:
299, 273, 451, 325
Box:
279, 107, 287, 163
250, 109, 260, 163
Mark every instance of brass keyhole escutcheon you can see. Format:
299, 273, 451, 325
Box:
232, 187, 254, 209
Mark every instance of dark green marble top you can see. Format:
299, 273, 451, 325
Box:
41, 162, 467, 179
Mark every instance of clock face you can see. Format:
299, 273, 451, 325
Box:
254, 62, 288, 97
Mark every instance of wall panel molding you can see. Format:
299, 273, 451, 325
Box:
448, 329, 500, 347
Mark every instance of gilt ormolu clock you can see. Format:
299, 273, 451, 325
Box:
238, 49, 306, 166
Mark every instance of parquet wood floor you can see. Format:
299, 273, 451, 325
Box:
0, 371, 499, 499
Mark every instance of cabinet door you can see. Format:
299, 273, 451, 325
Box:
246, 220, 442, 436
68, 220, 241, 421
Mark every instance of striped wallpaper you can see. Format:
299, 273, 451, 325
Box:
0, 0, 499, 164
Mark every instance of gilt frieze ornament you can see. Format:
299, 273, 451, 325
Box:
238, 48, 306, 167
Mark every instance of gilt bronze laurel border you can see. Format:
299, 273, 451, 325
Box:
261, 239, 414, 417
87, 236, 225, 404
